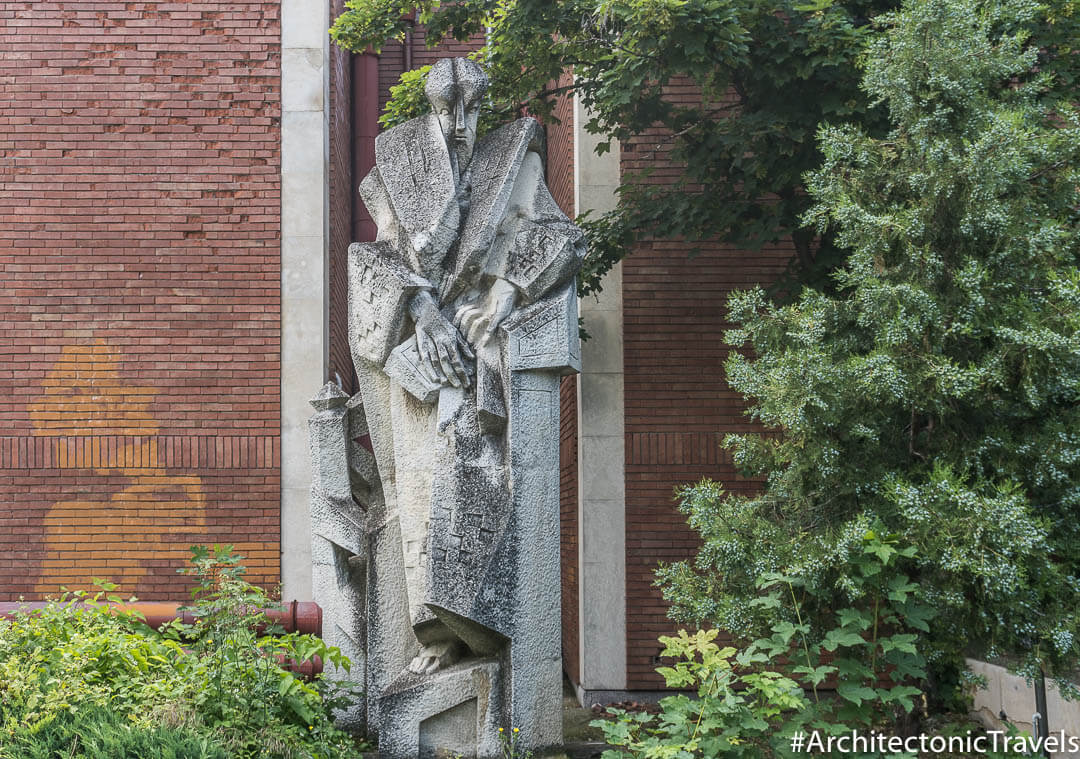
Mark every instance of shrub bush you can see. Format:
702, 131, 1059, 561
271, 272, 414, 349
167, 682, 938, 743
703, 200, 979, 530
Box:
594, 531, 931, 757
0, 546, 364, 759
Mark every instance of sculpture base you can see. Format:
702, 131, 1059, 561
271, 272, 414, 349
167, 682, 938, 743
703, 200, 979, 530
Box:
377, 658, 503, 759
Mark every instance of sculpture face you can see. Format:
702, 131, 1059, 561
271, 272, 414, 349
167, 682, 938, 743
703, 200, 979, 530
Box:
424, 57, 487, 170
431, 92, 481, 168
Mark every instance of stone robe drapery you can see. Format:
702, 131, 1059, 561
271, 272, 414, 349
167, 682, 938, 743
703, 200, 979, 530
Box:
347, 114, 583, 681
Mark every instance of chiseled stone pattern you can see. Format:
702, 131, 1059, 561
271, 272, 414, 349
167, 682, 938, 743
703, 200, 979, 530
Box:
308, 383, 367, 731
310, 57, 584, 758
380, 659, 503, 759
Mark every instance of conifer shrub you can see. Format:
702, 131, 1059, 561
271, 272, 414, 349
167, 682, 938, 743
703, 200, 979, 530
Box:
659, 0, 1080, 703
1, 705, 227, 759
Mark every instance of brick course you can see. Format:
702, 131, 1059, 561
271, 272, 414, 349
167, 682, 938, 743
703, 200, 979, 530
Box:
0, 1, 282, 598
622, 240, 790, 688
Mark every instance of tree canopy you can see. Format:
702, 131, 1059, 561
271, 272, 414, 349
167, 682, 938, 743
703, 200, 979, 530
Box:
330, 0, 897, 294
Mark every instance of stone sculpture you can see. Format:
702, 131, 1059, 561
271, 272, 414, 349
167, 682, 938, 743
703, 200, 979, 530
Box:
310, 57, 584, 758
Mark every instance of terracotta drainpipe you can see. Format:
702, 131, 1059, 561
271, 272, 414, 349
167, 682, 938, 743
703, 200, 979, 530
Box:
351, 48, 379, 244
0, 600, 324, 678
350, 11, 415, 243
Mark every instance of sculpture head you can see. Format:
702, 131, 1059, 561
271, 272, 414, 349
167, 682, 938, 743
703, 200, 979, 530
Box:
425, 57, 488, 170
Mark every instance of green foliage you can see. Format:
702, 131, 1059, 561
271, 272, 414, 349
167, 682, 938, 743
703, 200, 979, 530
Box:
496, 726, 534, 759
0, 705, 227, 759
0, 548, 364, 759
167, 545, 361, 758
659, 0, 1080, 697
380, 64, 434, 129
330, 0, 897, 296
595, 629, 810, 759
595, 536, 932, 757
0, 582, 191, 742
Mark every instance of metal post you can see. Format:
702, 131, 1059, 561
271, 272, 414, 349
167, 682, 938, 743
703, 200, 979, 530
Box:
1033, 669, 1050, 758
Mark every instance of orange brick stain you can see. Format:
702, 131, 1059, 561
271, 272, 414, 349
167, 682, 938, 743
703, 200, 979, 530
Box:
26, 339, 211, 596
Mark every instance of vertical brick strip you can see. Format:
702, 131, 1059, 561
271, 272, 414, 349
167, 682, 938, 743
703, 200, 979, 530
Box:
620, 76, 791, 687
546, 73, 582, 686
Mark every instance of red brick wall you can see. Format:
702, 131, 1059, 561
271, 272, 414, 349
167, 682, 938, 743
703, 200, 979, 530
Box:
620, 79, 792, 688
545, 74, 576, 216
409, 28, 484, 68
0, 1, 281, 599
559, 374, 580, 683
376, 38, 404, 116
545, 72, 580, 685
622, 240, 790, 688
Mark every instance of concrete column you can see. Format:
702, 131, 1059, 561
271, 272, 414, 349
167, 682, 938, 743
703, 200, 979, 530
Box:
280, 0, 331, 601
573, 93, 627, 699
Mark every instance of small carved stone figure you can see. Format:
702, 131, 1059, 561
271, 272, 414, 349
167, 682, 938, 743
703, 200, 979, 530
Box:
310, 57, 583, 758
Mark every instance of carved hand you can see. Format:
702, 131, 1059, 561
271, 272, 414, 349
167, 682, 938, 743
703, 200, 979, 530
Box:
409, 291, 474, 389
453, 278, 517, 348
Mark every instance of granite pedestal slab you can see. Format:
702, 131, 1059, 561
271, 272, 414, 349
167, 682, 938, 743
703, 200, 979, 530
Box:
310, 56, 584, 758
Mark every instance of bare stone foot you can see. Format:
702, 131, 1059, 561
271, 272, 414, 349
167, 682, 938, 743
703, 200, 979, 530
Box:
408, 640, 462, 675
